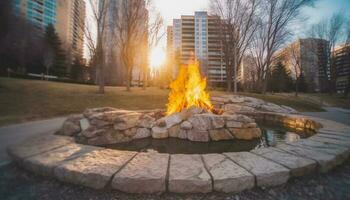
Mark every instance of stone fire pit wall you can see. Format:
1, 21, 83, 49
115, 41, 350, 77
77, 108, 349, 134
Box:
58, 107, 262, 146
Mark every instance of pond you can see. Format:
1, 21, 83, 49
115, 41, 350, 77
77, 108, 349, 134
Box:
104, 123, 316, 154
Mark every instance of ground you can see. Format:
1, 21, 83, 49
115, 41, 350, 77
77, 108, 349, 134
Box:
1, 78, 350, 199
0, 158, 350, 200
2, 77, 349, 127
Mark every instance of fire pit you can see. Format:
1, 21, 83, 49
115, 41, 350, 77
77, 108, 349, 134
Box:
58, 61, 263, 146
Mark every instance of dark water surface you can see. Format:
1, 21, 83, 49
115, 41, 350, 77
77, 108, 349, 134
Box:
105, 123, 315, 154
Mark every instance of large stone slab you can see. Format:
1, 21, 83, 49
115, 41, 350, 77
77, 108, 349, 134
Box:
276, 143, 338, 173
309, 135, 350, 148
112, 152, 169, 193
54, 149, 136, 189
7, 134, 75, 161
286, 139, 350, 165
202, 154, 254, 193
251, 147, 316, 177
224, 152, 289, 187
318, 129, 350, 137
23, 144, 98, 176
316, 133, 350, 141
169, 154, 212, 193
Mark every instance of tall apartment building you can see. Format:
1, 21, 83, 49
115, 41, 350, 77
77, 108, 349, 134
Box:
275, 38, 330, 92
13, 0, 86, 61
168, 11, 225, 85
334, 44, 350, 93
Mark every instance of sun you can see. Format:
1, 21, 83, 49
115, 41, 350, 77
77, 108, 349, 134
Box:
150, 46, 166, 70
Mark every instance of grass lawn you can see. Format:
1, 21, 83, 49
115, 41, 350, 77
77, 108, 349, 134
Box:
0, 78, 169, 126
1, 78, 348, 127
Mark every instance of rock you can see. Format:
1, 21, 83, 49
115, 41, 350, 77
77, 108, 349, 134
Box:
169, 154, 212, 193
226, 121, 243, 128
286, 139, 350, 166
155, 118, 166, 127
151, 126, 169, 139
61, 121, 81, 136
23, 144, 98, 176
137, 114, 155, 128
124, 128, 137, 137
228, 128, 262, 140
211, 96, 230, 103
180, 121, 193, 130
55, 149, 136, 189
90, 118, 111, 127
276, 143, 339, 173
80, 118, 90, 131
224, 114, 255, 123
86, 129, 127, 145
209, 129, 233, 141
81, 127, 107, 138
223, 104, 255, 113
202, 154, 254, 193
210, 115, 225, 129
114, 113, 142, 130
187, 129, 209, 142
178, 129, 188, 139
251, 147, 317, 177
133, 128, 151, 139
243, 122, 258, 128
83, 107, 118, 118
309, 135, 350, 148
169, 125, 181, 138
112, 153, 169, 193
224, 152, 290, 187
228, 96, 245, 103
188, 114, 212, 131
7, 134, 75, 161
165, 112, 183, 128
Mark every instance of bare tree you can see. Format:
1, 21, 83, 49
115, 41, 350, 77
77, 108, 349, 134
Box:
114, 0, 148, 91
343, 21, 350, 97
287, 41, 302, 96
210, 0, 259, 93
309, 13, 347, 94
83, 0, 110, 94
141, 6, 164, 90
250, 0, 312, 93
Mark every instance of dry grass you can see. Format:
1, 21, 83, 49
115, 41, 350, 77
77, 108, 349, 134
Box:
0, 78, 169, 126
2, 78, 346, 127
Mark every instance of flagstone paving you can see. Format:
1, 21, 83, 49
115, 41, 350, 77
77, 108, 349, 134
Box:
6, 113, 350, 194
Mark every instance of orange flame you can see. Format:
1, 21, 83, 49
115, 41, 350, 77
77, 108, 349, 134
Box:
166, 60, 214, 115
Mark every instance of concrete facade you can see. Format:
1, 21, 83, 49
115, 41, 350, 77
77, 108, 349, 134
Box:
168, 12, 227, 86
275, 38, 330, 92
13, 0, 86, 65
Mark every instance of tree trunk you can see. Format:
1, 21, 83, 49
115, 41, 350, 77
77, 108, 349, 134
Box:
142, 65, 147, 90
233, 48, 238, 93
295, 78, 299, 97
98, 64, 105, 94
126, 65, 132, 91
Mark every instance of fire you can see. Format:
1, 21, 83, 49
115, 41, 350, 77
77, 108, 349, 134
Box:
166, 60, 214, 115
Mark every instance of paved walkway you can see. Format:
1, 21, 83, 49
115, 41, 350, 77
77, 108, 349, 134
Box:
0, 117, 66, 163
303, 107, 350, 126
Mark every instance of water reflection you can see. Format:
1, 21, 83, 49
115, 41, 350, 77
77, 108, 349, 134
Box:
105, 124, 310, 154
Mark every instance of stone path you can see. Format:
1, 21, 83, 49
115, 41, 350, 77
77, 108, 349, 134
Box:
6, 113, 350, 194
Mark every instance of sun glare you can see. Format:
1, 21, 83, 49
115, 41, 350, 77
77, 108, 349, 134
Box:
150, 46, 166, 70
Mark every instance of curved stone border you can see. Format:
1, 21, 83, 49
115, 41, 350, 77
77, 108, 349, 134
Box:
7, 112, 350, 194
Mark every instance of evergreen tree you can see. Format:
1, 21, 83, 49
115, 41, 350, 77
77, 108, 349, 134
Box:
44, 24, 67, 77
70, 56, 85, 82
268, 62, 293, 92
